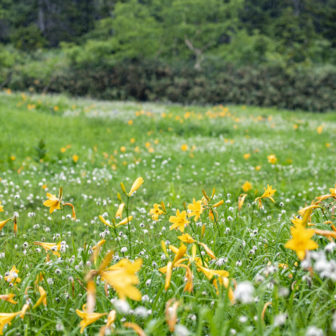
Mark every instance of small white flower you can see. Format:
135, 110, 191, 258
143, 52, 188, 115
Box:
325, 242, 336, 253
134, 306, 150, 318
216, 257, 227, 266
274, 313, 287, 327
234, 281, 254, 303
56, 322, 64, 331
142, 294, 149, 302
332, 313, 336, 331
113, 299, 130, 314
278, 287, 289, 297
174, 324, 190, 336
254, 274, 265, 283
306, 326, 324, 336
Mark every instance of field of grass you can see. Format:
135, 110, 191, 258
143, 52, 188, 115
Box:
0, 90, 336, 335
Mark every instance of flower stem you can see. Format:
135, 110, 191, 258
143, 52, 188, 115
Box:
126, 196, 132, 258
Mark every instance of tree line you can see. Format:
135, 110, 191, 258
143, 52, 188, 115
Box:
1, 0, 335, 111
0, 0, 335, 67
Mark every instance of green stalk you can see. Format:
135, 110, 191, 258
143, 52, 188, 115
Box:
126, 196, 132, 258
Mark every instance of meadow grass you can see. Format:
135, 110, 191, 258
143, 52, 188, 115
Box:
0, 91, 335, 335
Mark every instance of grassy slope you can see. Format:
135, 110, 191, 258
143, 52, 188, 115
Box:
0, 91, 335, 335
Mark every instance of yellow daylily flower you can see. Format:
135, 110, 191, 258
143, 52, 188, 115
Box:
181, 144, 188, 151
178, 233, 195, 244
164, 261, 173, 291
0, 203, 3, 212
115, 203, 125, 219
72, 154, 79, 163
255, 184, 276, 208
242, 181, 252, 192
195, 259, 229, 280
298, 204, 320, 226
197, 264, 229, 281
124, 322, 146, 336
169, 210, 189, 232
165, 299, 179, 332
267, 154, 277, 164
101, 259, 142, 301
33, 286, 47, 309
149, 203, 164, 221
313, 229, 336, 239
116, 216, 133, 227
238, 193, 247, 211
92, 239, 106, 264
199, 242, 216, 260
19, 302, 30, 319
213, 200, 224, 208
128, 177, 144, 196
316, 184, 336, 202
172, 244, 187, 265
0, 311, 21, 335
76, 306, 107, 334
187, 199, 203, 221
0, 218, 11, 231
99, 310, 116, 336
161, 240, 169, 257
160, 244, 188, 290
106, 310, 116, 328
34, 242, 61, 257
43, 188, 62, 214
291, 216, 307, 228
34, 273, 44, 287
97, 250, 114, 274
43, 188, 76, 219
99, 215, 113, 228
176, 264, 193, 292
285, 224, 318, 260
13, 217, 17, 235
86, 280, 96, 314
0, 294, 16, 304
212, 277, 234, 303
4, 266, 21, 285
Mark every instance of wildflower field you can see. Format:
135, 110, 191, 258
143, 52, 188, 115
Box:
0, 90, 336, 335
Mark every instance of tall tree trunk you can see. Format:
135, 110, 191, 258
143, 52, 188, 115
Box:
37, 0, 45, 32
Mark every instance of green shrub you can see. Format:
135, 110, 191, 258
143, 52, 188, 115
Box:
6, 56, 336, 112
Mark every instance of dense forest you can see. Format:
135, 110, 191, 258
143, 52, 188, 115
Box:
1, 0, 336, 111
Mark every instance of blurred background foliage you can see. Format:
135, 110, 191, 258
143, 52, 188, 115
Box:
0, 0, 335, 111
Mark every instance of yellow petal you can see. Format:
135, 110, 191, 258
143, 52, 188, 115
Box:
128, 177, 144, 196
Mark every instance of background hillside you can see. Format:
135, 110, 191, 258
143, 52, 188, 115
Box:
1, 0, 336, 111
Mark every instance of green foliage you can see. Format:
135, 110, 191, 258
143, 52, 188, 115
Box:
1, 0, 336, 66
6, 56, 336, 112
0, 92, 335, 334
11, 24, 46, 50
0, 45, 22, 85
111, 0, 162, 60
34, 139, 47, 162
1, 0, 97, 47
1, 0, 336, 110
